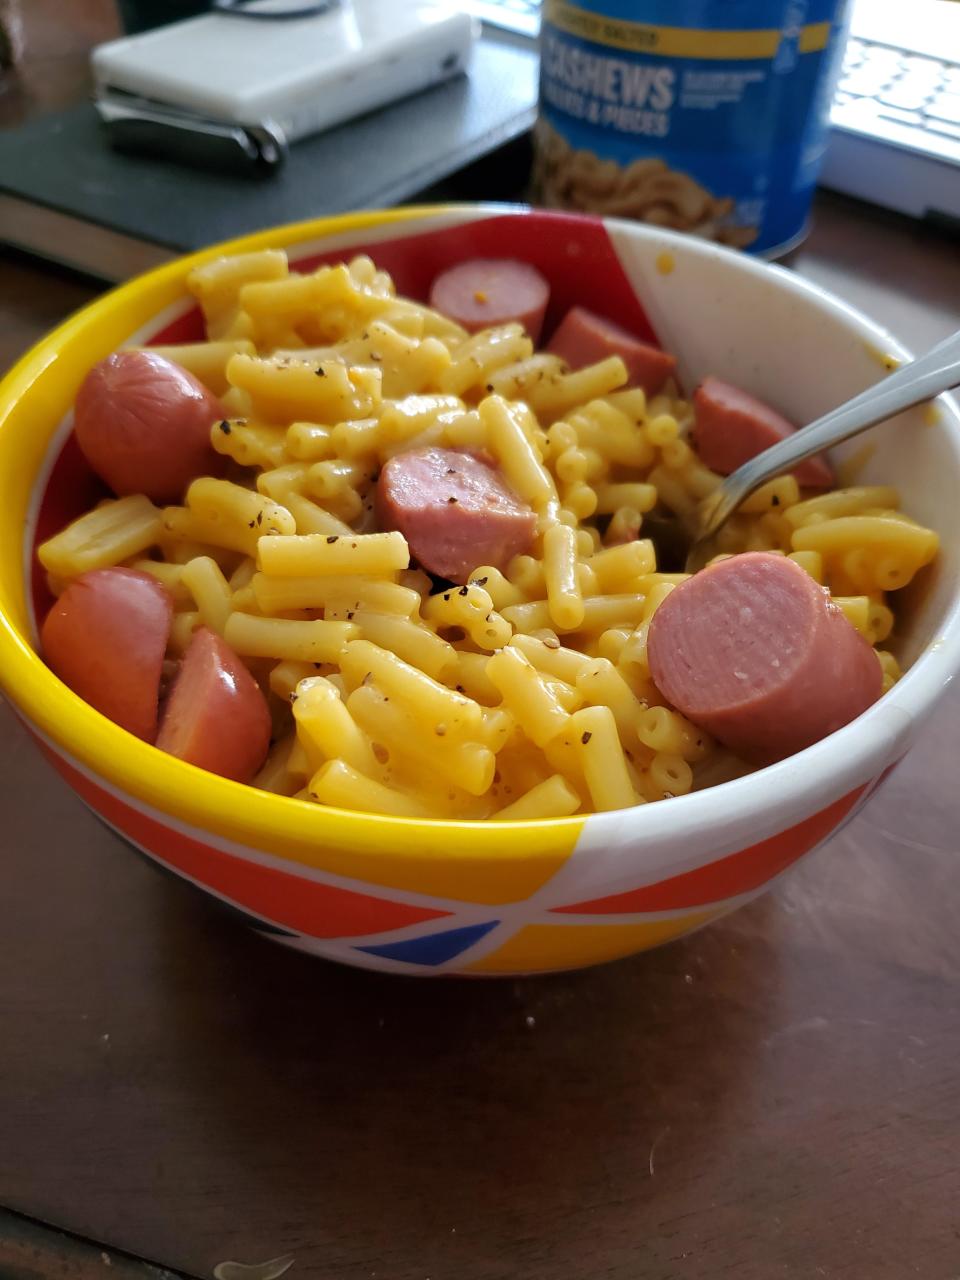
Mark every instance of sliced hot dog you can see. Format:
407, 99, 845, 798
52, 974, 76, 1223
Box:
647, 552, 882, 765
41, 567, 173, 741
429, 259, 550, 341
546, 305, 676, 395
74, 350, 227, 504
692, 376, 834, 488
157, 627, 271, 783
377, 446, 536, 583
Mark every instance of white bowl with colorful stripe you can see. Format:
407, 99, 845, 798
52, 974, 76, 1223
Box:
1, 204, 958, 976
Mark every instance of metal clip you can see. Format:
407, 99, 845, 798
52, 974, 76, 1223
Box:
94, 88, 287, 177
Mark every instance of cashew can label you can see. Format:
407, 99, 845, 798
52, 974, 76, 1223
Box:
534, 0, 851, 255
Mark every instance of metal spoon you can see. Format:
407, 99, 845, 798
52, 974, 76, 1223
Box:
681, 327, 960, 573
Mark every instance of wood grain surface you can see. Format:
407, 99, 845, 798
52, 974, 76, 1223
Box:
2, 6, 960, 1277
0, 1206, 187, 1280
2, 197, 959, 1280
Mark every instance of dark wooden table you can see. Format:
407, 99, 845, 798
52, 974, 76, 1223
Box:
3, 8, 960, 1279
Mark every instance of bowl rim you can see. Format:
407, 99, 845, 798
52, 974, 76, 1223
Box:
2, 201, 960, 864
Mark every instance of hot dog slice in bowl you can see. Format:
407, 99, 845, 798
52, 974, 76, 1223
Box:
377, 446, 536, 583
547, 305, 676, 396
429, 259, 550, 341
40, 567, 174, 742
647, 552, 883, 765
692, 376, 834, 488
74, 351, 228, 504
157, 627, 271, 784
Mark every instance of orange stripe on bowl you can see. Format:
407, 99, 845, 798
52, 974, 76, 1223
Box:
552, 786, 867, 915
43, 748, 452, 939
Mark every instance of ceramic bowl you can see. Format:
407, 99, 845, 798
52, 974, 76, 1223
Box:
2, 204, 958, 975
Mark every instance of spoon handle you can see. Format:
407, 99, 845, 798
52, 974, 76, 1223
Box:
699, 327, 960, 540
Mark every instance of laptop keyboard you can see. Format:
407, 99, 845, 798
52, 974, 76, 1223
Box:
837, 36, 960, 143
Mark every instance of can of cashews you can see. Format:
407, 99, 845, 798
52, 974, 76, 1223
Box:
532, 0, 852, 256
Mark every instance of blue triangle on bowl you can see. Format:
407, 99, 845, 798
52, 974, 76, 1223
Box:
356, 920, 499, 966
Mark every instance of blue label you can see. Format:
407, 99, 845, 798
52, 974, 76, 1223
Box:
535, 0, 851, 254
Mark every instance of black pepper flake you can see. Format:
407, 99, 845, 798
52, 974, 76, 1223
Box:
771, 495, 780, 506
219, 420, 232, 434
315, 367, 326, 377
313, 662, 323, 669
455, 684, 465, 693
289, 692, 298, 704
346, 611, 355, 620
256, 511, 263, 526
581, 731, 592, 745
443, 592, 451, 602
446, 468, 457, 476
485, 383, 493, 392
475, 576, 488, 586
247, 519, 256, 528
361, 672, 373, 685
326, 535, 338, 543
458, 585, 469, 597
447, 496, 458, 504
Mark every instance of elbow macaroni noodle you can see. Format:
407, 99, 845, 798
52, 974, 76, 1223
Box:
38, 250, 939, 819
